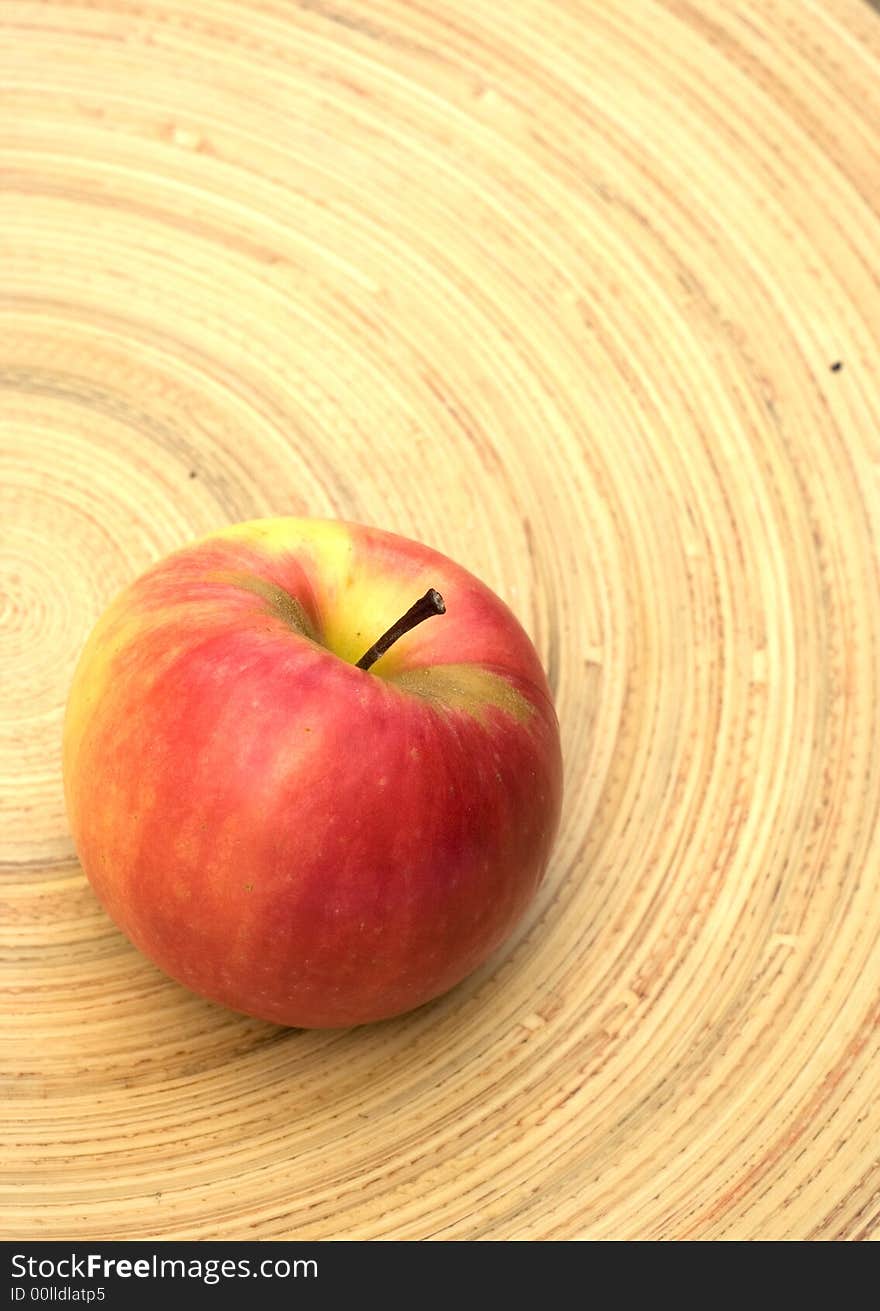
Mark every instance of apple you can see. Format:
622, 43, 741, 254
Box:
63, 518, 563, 1028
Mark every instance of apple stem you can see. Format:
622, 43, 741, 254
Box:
355, 588, 446, 671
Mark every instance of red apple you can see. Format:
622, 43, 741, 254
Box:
63, 519, 563, 1027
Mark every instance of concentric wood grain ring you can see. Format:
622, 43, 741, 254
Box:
2, 0, 879, 1240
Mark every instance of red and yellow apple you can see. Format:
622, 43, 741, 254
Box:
63, 518, 563, 1028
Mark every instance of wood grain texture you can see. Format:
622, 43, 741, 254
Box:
1, 0, 879, 1241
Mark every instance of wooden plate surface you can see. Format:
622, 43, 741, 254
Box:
2, 0, 879, 1240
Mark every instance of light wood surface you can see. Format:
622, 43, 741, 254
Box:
2, 0, 880, 1241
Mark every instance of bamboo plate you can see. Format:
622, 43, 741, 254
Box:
2, 0, 879, 1242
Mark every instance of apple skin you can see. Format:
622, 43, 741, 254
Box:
63, 518, 563, 1028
